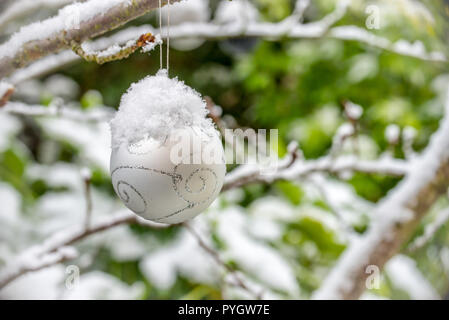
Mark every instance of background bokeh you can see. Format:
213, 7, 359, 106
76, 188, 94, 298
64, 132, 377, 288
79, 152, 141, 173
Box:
1, 0, 449, 299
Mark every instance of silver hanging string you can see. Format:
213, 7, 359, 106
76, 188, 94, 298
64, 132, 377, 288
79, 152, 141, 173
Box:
158, 0, 163, 70
166, 0, 170, 74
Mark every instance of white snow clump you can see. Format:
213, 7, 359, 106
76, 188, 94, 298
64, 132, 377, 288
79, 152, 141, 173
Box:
110, 69, 214, 149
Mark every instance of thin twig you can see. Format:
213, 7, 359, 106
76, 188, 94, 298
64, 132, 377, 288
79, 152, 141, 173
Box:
81, 167, 93, 230
408, 207, 449, 252
343, 100, 361, 156
0, 211, 168, 289
183, 223, 263, 300
0, 82, 14, 107
222, 153, 408, 192
5, 0, 444, 83
2, 101, 114, 122
71, 33, 159, 64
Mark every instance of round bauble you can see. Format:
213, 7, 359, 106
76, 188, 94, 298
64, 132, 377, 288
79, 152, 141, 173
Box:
109, 70, 226, 224
110, 127, 225, 224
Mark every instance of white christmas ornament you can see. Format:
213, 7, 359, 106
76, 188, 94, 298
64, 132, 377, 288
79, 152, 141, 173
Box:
110, 70, 226, 224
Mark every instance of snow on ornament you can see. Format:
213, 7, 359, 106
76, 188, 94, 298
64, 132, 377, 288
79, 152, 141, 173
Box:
110, 70, 226, 224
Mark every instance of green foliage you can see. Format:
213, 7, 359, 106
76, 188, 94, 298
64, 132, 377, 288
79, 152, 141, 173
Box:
275, 180, 304, 205
287, 217, 346, 258
0, 147, 33, 202
81, 90, 104, 109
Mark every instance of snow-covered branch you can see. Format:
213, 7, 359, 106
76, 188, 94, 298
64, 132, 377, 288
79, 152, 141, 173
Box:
5, 0, 445, 84
0, 0, 78, 32
183, 223, 262, 299
408, 207, 449, 252
8, 51, 79, 84
72, 33, 161, 64
0, 210, 167, 289
0, 246, 78, 290
313, 84, 449, 300
0, 0, 181, 78
223, 155, 408, 192
2, 101, 114, 122
157, 22, 445, 62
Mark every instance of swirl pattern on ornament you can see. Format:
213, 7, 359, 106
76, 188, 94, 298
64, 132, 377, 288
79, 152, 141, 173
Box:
111, 164, 220, 222
152, 203, 193, 222
173, 165, 219, 204
116, 180, 147, 214
112, 166, 181, 216
151, 166, 220, 222
111, 165, 181, 180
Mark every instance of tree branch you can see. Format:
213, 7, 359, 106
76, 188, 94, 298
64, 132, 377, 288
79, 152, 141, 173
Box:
408, 206, 449, 252
0, 0, 181, 78
313, 85, 449, 300
2, 101, 114, 122
0, 0, 79, 32
223, 155, 408, 192
0, 210, 168, 289
72, 33, 160, 64
81, 167, 93, 230
6, 0, 445, 84
183, 223, 263, 299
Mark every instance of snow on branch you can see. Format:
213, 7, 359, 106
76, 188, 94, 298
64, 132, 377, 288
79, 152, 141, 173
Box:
2, 101, 114, 122
0, 0, 181, 78
183, 223, 263, 299
72, 33, 161, 64
0, 246, 78, 290
313, 84, 449, 300
0, 210, 167, 289
8, 51, 79, 84
5, 0, 445, 83
209, 102, 408, 192
156, 23, 445, 62
408, 206, 449, 252
223, 153, 408, 192
329, 26, 446, 63
0, 0, 77, 32
6, 23, 160, 83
